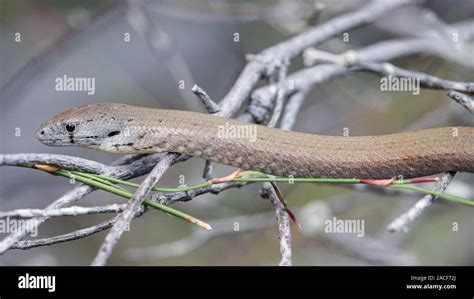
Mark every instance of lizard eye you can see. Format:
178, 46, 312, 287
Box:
65, 123, 76, 132
107, 130, 120, 137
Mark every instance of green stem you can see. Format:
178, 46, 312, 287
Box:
51, 169, 211, 230
84, 170, 473, 207
87, 173, 212, 193
387, 185, 474, 207
31, 165, 473, 209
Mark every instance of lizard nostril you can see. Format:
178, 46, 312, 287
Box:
40, 130, 45, 135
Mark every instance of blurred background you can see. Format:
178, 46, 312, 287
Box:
1, 0, 473, 266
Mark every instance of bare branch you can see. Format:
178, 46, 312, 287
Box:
218, 0, 414, 117
249, 20, 474, 122
0, 204, 128, 219
260, 183, 292, 266
280, 91, 308, 131
91, 153, 179, 266
447, 90, 474, 113
355, 61, 474, 93
0, 185, 95, 254
0, 153, 108, 174
8, 181, 247, 251
13, 218, 117, 250
387, 172, 456, 232
190, 84, 221, 178
151, 181, 246, 206
191, 84, 220, 114
0, 153, 169, 255
0, 153, 171, 177
258, 58, 299, 265
304, 49, 474, 93
202, 160, 214, 179
267, 59, 289, 128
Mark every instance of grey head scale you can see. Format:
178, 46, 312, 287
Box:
36, 103, 138, 153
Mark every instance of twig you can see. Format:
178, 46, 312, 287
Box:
0, 153, 170, 177
91, 153, 180, 266
0, 153, 108, 174
267, 59, 289, 128
249, 19, 474, 121
12, 218, 118, 251
3, 176, 353, 253
279, 91, 308, 131
261, 184, 292, 266
9, 181, 247, 251
261, 59, 294, 265
202, 160, 214, 179
218, 0, 413, 117
0, 185, 94, 254
191, 84, 220, 114
0, 204, 128, 219
387, 172, 456, 232
355, 61, 474, 93
304, 49, 474, 93
447, 90, 474, 113
191, 84, 220, 178
0, 153, 168, 255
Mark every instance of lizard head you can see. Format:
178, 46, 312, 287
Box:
36, 103, 137, 153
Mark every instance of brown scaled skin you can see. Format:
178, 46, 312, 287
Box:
37, 103, 474, 179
